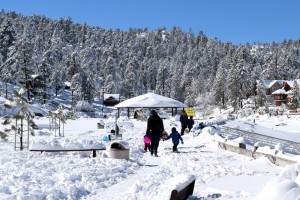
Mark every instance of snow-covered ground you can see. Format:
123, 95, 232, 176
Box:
1, 114, 300, 200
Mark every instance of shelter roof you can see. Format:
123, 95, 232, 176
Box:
115, 93, 187, 108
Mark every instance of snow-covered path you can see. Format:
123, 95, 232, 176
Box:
0, 117, 287, 200
86, 131, 280, 200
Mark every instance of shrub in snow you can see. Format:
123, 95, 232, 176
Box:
75, 101, 94, 112
257, 107, 266, 115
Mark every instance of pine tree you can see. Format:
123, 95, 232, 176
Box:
227, 62, 241, 111
256, 79, 267, 107
0, 18, 15, 63
290, 80, 300, 109
7, 34, 34, 100
48, 105, 68, 137
212, 61, 227, 106
155, 59, 170, 96
2, 89, 36, 150
122, 57, 138, 98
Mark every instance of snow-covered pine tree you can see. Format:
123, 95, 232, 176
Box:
70, 73, 83, 104
122, 56, 138, 98
67, 52, 81, 80
256, 79, 267, 107
290, 80, 300, 109
170, 61, 184, 102
0, 18, 15, 63
48, 105, 68, 137
103, 56, 118, 94
81, 71, 97, 103
212, 61, 227, 107
155, 59, 170, 97
8, 33, 34, 100
227, 61, 241, 112
48, 36, 64, 96
2, 89, 36, 150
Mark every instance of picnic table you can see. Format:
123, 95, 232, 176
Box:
30, 147, 106, 157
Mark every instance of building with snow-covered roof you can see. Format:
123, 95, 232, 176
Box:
282, 79, 300, 91
103, 94, 120, 106
258, 79, 300, 107
262, 80, 285, 95
271, 89, 287, 106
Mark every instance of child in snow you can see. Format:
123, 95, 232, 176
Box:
194, 122, 206, 135
144, 134, 151, 152
163, 127, 184, 153
162, 131, 169, 139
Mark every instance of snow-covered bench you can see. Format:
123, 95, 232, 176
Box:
29, 139, 106, 157
30, 148, 106, 157
168, 175, 196, 200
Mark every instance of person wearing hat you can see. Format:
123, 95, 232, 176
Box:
146, 110, 164, 157
163, 127, 184, 153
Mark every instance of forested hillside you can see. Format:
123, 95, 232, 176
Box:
0, 10, 300, 109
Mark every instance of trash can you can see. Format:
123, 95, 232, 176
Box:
110, 141, 130, 160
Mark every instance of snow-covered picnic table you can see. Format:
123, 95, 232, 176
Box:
29, 138, 106, 157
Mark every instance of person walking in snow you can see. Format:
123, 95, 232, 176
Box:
144, 133, 151, 152
180, 109, 189, 136
146, 110, 164, 157
187, 116, 194, 132
163, 127, 184, 153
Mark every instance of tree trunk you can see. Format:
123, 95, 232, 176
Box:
20, 118, 23, 150
5, 82, 8, 99
58, 118, 61, 136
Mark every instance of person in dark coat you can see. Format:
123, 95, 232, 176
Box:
146, 110, 164, 157
187, 116, 194, 132
134, 110, 138, 119
164, 127, 183, 153
180, 109, 189, 136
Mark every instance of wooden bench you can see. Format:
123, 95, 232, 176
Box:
30, 148, 106, 157
169, 175, 196, 200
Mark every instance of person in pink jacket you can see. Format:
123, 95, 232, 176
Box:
144, 134, 151, 152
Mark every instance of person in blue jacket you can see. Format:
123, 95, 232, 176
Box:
196, 122, 206, 130
194, 122, 206, 135
164, 127, 184, 153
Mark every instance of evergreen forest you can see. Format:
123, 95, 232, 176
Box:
1, 10, 300, 110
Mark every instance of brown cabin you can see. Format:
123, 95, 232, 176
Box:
272, 89, 287, 106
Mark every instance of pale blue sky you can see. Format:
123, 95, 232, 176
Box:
1, 0, 300, 45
